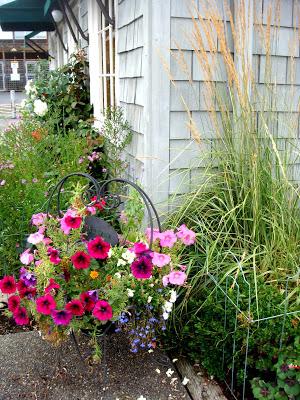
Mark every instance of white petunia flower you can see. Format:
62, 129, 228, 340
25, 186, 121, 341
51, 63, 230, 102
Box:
162, 311, 169, 320
147, 296, 152, 303
122, 250, 136, 263
182, 377, 190, 386
163, 301, 173, 313
117, 259, 126, 267
114, 272, 121, 279
33, 99, 48, 116
169, 289, 177, 303
127, 288, 135, 297
166, 368, 175, 377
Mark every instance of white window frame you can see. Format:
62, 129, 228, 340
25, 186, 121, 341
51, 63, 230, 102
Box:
97, 0, 116, 114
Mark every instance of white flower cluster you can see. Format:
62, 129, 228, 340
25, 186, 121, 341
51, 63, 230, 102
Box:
162, 289, 177, 320
33, 99, 48, 117
117, 249, 136, 267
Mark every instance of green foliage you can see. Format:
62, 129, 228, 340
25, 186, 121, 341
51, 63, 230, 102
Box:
102, 106, 133, 178
120, 186, 145, 242
22, 50, 96, 137
0, 119, 96, 275
251, 337, 300, 400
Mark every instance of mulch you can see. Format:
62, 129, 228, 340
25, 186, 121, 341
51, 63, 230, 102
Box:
0, 312, 33, 335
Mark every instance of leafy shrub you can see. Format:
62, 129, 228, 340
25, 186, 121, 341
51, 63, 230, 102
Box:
22, 50, 96, 137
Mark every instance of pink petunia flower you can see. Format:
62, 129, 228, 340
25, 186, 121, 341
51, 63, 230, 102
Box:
159, 230, 177, 248
8, 295, 20, 312
51, 309, 73, 326
0, 276, 16, 294
151, 252, 171, 268
47, 247, 61, 264
176, 224, 196, 245
31, 213, 47, 226
36, 294, 56, 315
87, 236, 110, 259
43, 237, 52, 246
60, 209, 82, 235
132, 242, 149, 256
131, 256, 153, 279
20, 249, 34, 265
145, 228, 161, 242
92, 300, 113, 321
162, 275, 170, 287
168, 270, 187, 286
27, 232, 44, 245
13, 306, 29, 325
70, 251, 91, 269
66, 299, 85, 316
45, 278, 60, 294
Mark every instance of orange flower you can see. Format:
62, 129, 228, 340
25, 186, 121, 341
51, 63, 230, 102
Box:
90, 270, 99, 279
106, 275, 112, 282
31, 129, 42, 141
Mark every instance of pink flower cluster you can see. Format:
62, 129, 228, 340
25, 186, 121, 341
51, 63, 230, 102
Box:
145, 225, 196, 248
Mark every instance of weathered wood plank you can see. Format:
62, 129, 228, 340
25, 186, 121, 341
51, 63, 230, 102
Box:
176, 357, 228, 400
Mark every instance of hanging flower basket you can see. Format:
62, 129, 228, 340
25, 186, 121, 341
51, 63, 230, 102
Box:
0, 173, 196, 361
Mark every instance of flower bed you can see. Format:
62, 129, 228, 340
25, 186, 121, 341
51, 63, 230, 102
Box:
0, 185, 195, 360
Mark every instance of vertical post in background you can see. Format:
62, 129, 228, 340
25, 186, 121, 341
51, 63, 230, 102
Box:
10, 90, 16, 118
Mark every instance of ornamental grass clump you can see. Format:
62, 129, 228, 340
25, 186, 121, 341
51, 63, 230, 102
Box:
0, 189, 195, 361
165, 0, 300, 398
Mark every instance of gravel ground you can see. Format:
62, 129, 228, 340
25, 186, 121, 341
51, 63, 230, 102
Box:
0, 331, 190, 400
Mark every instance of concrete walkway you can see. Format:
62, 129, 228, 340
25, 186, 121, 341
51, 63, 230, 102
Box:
0, 331, 189, 400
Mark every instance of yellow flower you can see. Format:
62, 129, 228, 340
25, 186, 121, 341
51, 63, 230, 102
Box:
90, 270, 99, 279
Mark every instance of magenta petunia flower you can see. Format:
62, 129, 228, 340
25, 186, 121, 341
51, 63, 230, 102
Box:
168, 270, 187, 286
70, 251, 91, 270
18, 286, 37, 300
92, 300, 113, 321
130, 256, 153, 279
51, 309, 73, 326
8, 295, 20, 312
31, 213, 47, 226
60, 209, 82, 235
80, 292, 96, 312
159, 230, 177, 248
0, 276, 16, 294
20, 249, 34, 265
151, 252, 171, 268
45, 278, 60, 294
132, 242, 149, 256
13, 306, 29, 325
87, 236, 110, 259
27, 232, 44, 245
47, 247, 61, 264
36, 294, 57, 315
65, 299, 85, 316
176, 224, 196, 245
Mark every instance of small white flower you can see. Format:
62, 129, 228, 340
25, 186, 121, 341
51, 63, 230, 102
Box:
127, 288, 135, 297
169, 289, 177, 303
25, 79, 33, 94
163, 301, 173, 313
122, 250, 136, 263
147, 296, 152, 303
33, 99, 48, 116
114, 272, 121, 279
117, 259, 126, 267
149, 283, 154, 287
162, 311, 169, 320
182, 377, 190, 386
155, 368, 160, 374
107, 248, 112, 258
166, 368, 175, 377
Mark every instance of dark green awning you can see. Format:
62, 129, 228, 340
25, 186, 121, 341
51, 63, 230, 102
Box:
0, 0, 55, 31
